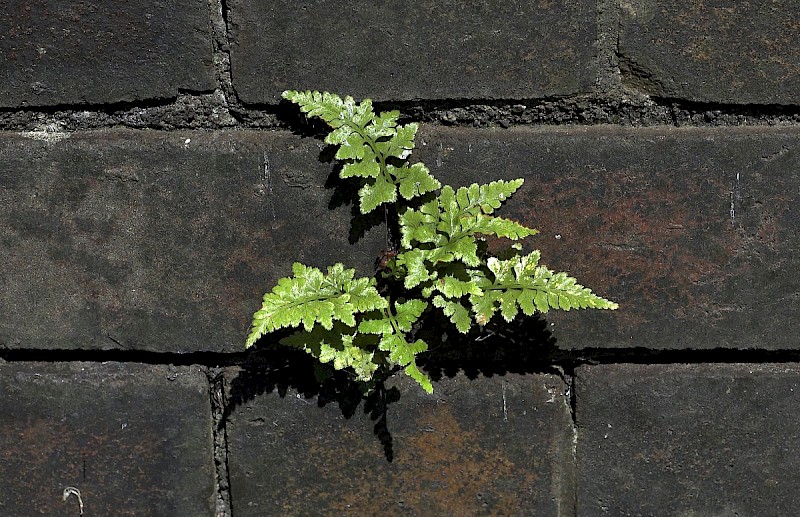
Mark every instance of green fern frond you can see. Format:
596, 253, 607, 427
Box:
468, 251, 618, 326
395, 163, 441, 200
246, 262, 387, 348
403, 361, 433, 394
472, 215, 538, 240
432, 295, 473, 333
282, 90, 372, 131
382, 122, 418, 160
399, 201, 439, 248
367, 110, 401, 138
358, 174, 397, 213
356, 299, 432, 392
282, 90, 436, 215
395, 248, 437, 288
400, 180, 535, 251
395, 179, 537, 292
280, 323, 381, 382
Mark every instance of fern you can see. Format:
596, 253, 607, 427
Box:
245, 262, 386, 345
247, 91, 618, 394
283, 90, 440, 214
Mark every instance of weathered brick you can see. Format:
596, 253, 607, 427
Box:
619, 1, 800, 104
0, 362, 215, 516
0, 0, 214, 107
227, 0, 596, 103
413, 126, 800, 350
226, 372, 574, 515
0, 130, 383, 352
5, 126, 798, 352
575, 364, 800, 514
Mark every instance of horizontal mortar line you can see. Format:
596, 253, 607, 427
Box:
561, 347, 800, 367
4, 93, 799, 119
241, 97, 800, 122
3, 118, 798, 134
3, 347, 800, 369
650, 95, 800, 114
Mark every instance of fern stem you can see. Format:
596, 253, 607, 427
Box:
383, 306, 402, 336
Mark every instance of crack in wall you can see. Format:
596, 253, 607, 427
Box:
548, 365, 579, 517
617, 53, 669, 98
567, 369, 579, 517
207, 367, 233, 517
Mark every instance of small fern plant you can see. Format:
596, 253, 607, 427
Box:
246, 90, 618, 394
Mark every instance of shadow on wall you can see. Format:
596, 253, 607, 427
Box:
222, 315, 560, 462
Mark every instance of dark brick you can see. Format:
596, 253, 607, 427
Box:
226, 372, 574, 515
227, 0, 596, 103
0, 130, 383, 352
619, 1, 800, 104
413, 126, 800, 350
0, 362, 215, 516
575, 364, 800, 514
0, 0, 214, 107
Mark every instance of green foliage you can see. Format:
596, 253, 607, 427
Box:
247, 90, 619, 394
283, 90, 440, 214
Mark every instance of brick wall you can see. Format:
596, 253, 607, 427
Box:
1, 1, 799, 515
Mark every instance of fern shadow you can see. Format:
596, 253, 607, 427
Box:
223, 341, 400, 462
223, 314, 560, 463
273, 98, 331, 139
418, 313, 561, 382
275, 102, 385, 246
323, 159, 385, 245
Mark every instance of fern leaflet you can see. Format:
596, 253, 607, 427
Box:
246, 262, 386, 347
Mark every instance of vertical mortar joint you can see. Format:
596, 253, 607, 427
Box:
207, 367, 233, 517
206, 0, 241, 123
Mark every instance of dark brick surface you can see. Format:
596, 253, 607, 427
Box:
0, 130, 383, 352
226, 372, 574, 516
415, 126, 800, 350
0, 0, 214, 107
227, 0, 596, 104
0, 362, 214, 516
575, 363, 800, 515
619, 1, 800, 104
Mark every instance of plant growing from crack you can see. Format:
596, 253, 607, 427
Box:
246, 90, 618, 393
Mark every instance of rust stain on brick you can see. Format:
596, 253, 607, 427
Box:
387, 408, 525, 515
514, 169, 745, 318
0, 418, 166, 515
275, 401, 542, 515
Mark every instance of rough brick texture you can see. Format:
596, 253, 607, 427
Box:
0, 0, 214, 107
0, 130, 382, 352
0, 362, 215, 516
226, 372, 574, 515
414, 126, 800, 350
227, 0, 596, 103
576, 363, 800, 515
2, 2, 800, 515
619, 1, 800, 104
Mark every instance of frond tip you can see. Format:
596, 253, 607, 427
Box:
468, 252, 618, 326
